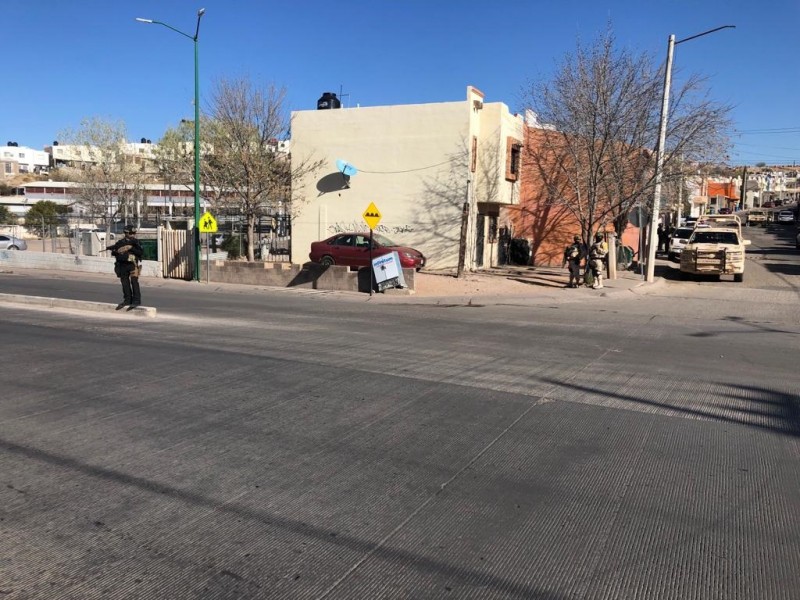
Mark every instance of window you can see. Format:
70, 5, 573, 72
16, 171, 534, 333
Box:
692, 231, 739, 244
505, 137, 522, 181
332, 234, 354, 246
4, 163, 11, 174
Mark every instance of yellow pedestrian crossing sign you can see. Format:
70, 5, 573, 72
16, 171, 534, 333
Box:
362, 202, 382, 230
198, 211, 218, 233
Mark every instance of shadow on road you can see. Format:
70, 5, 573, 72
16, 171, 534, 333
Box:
541, 377, 800, 439
0, 435, 569, 600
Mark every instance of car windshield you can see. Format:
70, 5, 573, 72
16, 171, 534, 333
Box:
691, 231, 739, 244
673, 228, 693, 239
371, 233, 398, 247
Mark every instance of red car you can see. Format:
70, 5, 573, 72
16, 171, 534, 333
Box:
309, 232, 426, 270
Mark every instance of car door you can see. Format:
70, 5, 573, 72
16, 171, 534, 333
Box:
330, 234, 358, 265
351, 234, 374, 267
0, 235, 9, 250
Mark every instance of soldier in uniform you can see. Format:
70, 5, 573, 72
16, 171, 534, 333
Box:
562, 234, 584, 288
589, 232, 608, 289
107, 226, 143, 310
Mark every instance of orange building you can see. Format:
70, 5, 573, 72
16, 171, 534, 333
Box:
503, 127, 641, 267
706, 181, 740, 211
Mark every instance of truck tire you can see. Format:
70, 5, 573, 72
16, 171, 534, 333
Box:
734, 273, 743, 283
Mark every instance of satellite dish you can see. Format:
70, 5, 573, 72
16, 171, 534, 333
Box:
335, 159, 358, 177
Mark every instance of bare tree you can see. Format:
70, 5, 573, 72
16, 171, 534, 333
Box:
520, 28, 732, 245
59, 117, 148, 235
201, 78, 323, 261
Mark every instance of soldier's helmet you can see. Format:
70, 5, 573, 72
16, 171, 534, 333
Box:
595, 232, 604, 241
123, 226, 137, 235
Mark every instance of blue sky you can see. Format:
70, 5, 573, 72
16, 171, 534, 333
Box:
4, 0, 798, 166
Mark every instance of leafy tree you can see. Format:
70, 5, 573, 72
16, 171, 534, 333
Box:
520, 28, 732, 244
0, 205, 13, 224
200, 77, 323, 261
25, 201, 67, 237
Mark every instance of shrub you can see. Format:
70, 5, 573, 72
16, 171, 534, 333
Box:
221, 235, 245, 259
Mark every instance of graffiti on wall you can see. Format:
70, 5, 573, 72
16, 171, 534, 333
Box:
328, 221, 415, 235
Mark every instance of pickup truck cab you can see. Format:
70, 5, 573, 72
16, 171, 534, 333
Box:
747, 209, 768, 227
679, 226, 750, 282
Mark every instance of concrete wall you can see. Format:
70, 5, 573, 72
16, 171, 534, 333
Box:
291, 100, 468, 271
0, 251, 415, 293
0, 250, 161, 277
208, 261, 415, 293
290, 86, 524, 272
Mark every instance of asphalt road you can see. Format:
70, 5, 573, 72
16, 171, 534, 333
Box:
1, 228, 799, 599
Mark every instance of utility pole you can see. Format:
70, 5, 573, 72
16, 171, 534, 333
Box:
740, 166, 747, 210
645, 25, 735, 283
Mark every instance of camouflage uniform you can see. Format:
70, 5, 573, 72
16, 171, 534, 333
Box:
589, 234, 608, 289
562, 235, 584, 288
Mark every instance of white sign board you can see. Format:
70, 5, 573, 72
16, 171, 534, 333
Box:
372, 251, 406, 291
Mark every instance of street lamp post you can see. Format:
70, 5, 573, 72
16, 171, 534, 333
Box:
646, 25, 735, 283
136, 8, 205, 282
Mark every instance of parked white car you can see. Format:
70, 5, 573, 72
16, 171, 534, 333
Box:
668, 227, 694, 260
777, 210, 795, 224
0, 234, 27, 250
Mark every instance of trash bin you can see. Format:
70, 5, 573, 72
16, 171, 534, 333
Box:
139, 239, 158, 261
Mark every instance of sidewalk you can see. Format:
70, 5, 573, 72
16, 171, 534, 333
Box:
404, 265, 655, 304
0, 260, 662, 315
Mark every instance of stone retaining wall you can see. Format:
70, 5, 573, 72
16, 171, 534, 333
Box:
0, 250, 161, 278
208, 260, 415, 293
0, 251, 415, 293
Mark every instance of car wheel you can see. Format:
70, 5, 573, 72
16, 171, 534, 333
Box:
320, 255, 335, 267
734, 273, 743, 283
7, 245, 18, 250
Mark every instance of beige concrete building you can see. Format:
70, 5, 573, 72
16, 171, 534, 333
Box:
290, 86, 524, 270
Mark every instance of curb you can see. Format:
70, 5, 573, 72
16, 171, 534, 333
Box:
632, 276, 667, 291
0, 293, 157, 318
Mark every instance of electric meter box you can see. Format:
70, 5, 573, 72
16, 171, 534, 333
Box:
371, 251, 407, 291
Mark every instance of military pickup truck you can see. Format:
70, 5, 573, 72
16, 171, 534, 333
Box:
746, 209, 768, 227
679, 226, 750, 282
695, 214, 743, 232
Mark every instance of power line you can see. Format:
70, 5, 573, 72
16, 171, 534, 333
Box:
735, 127, 800, 135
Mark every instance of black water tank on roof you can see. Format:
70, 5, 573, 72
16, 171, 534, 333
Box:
317, 92, 341, 110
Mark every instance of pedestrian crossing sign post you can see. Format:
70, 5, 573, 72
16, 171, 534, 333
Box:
362, 203, 382, 230
198, 211, 218, 233
197, 212, 218, 284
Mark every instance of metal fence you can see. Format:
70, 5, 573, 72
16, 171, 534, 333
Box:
9, 211, 293, 264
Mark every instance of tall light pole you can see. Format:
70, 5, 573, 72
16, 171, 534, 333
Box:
646, 25, 735, 283
136, 8, 206, 282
